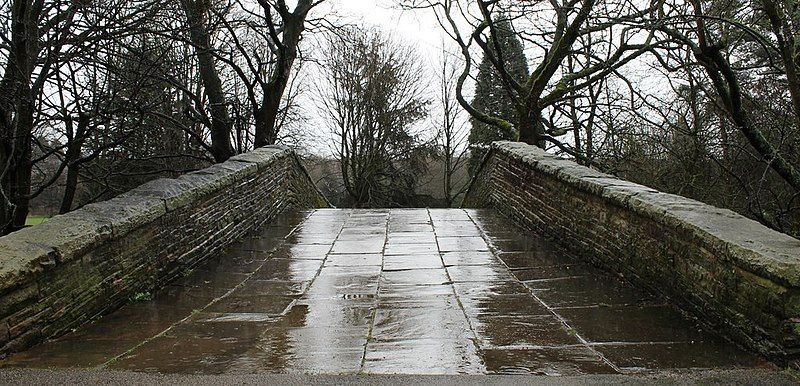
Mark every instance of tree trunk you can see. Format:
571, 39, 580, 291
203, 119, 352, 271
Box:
7, 99, 34, 232
444, 153, 452, 207
59, 162, 79, 214
254, 8, 309, 148
181, 0, 234, 162
59, 115, 89, 214
517, 108, 546, 148
0, 0, 40, 234
255, 93, 281, 146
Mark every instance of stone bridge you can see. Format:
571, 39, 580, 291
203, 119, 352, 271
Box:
0, 142, 798, 382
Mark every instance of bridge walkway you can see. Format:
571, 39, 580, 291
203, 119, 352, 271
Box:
0, 209, 771, 375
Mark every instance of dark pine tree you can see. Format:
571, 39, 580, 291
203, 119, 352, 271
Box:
468, 18, 529, 175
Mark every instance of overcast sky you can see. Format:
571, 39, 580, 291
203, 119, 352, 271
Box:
300, 1, 459, 154
318, 0, 450, 58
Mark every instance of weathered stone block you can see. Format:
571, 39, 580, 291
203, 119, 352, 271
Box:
0, 241, 56, 294
80, 195, 166, 238
1, 211, 112, 265
229, 146, 287, 170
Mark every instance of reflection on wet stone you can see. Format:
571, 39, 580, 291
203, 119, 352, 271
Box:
442, 251, 496, 266
460, 294, 551, 317
372, 307, 471, 341
473, 315, 582, 348
324, 254, 382, 267
1, 208, 770, 375
526, 275, 659, 308
363, 339, 484, 375
383, 254, 443, 270
481, 347, 617, 375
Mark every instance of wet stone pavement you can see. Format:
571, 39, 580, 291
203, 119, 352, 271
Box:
1, 209, 773, 375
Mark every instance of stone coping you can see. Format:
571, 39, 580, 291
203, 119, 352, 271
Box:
488, 141, 800, 288
0, 146, 296, 296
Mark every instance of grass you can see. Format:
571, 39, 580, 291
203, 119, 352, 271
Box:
25, 215, 49, 226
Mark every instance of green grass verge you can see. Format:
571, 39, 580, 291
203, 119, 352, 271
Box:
25, 215, 49, 226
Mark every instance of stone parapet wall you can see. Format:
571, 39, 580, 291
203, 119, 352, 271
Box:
463, 141, 800, 362
0, 146, 327, 355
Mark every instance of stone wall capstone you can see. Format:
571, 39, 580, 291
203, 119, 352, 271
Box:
463, 141, 800, 363
0, 146, 327, 355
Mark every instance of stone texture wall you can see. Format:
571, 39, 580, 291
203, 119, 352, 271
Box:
464, 141, 800, 362
0, 146, 327, 355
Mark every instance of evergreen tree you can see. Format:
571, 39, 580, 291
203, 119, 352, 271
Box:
468, 18, 529, 175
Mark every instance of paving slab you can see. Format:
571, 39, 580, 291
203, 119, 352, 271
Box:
0, 208, 783, 379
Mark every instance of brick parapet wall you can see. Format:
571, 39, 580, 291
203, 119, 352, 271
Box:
463, 141, 800, 362
0, 146, 327, 355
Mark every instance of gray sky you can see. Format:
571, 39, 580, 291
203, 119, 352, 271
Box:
301, 1, 459, 155
318, 0, 450, 56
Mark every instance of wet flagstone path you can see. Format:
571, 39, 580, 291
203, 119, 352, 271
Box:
1, 209, 773, 374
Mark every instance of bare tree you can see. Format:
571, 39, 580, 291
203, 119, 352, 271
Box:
403, 0, 662, 159
318, 27, 431, 207
652, 0, 800, 191
210, 0, 323, 148
0, 0, 158, 234
0, 0, 80, 233
435, 51, 470, 207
